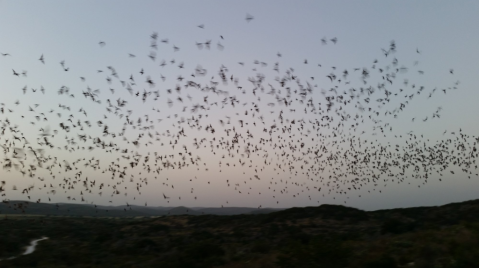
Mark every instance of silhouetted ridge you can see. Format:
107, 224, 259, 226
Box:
265, 204, 369, 221
167, 206, 200, 215
371, 199, 479, 226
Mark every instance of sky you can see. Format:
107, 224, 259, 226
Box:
1, 1, 479, 211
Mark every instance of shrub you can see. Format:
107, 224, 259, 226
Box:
251, 240, 271, 253
381, 218, 416, 234
363, 254, 397, 268
148, 223, 170, 232
277, 236, 351, 268
184, 241, 225, 260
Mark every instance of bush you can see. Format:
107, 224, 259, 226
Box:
277, 236, 351, 268
136, 238, 157, 249
148, 223, 170, 232
251, 240, 271, 253
381, 218, 416, 234
184, 241, 225, 260
363, 254, 397, 268
267, 223, 280, 236
190, 230, 215, 240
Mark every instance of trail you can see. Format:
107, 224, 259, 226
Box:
0, 237, 49, 261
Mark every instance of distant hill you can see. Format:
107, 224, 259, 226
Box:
0, 201, 151, 218
166, 206, 201, 215
0, 201, 285, 217
195, 207, 284, 215
248, 208, 284, 214
4, 199, 479, 223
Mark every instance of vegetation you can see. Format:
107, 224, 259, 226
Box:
1, 199, 479, 267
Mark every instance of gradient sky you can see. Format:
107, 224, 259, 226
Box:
1, 1, 479, 211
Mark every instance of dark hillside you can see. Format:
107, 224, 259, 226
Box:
1, 199, 479, 267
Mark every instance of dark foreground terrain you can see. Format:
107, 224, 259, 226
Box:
1, 199, 479, 268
